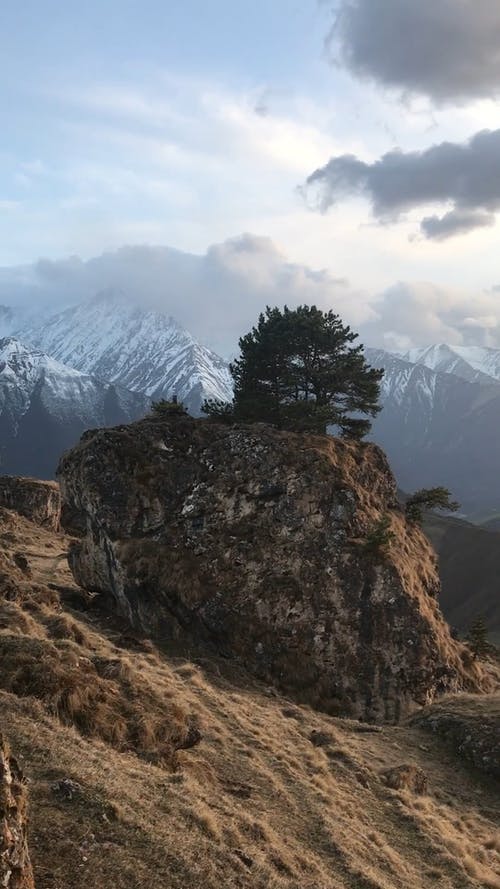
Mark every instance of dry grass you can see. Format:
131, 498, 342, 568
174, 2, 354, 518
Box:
0, 506, 499, 889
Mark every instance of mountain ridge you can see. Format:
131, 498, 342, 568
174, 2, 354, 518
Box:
366, 347, 500, 515
17, 290, 233, 415
403, 343, 500, 385
0, 336, 149, 478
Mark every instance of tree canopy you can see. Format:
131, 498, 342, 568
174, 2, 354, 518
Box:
203, 305, 383, 437
405, 488, 460, 524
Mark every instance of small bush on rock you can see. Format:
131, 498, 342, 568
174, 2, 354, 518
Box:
150, 399, 187, 417
362, 514, 395, 559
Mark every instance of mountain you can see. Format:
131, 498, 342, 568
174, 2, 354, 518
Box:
0, 304, 40, 338
366, 348, 500, 515
18, 290, 233, 414
0, 337, 149, 478
404, 343, 500, 385
423, 511, 500, 645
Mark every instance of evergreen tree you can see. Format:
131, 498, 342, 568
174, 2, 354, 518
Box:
466, 615, 490, 660
203, 305, 383, 436
405, 487, 460, 524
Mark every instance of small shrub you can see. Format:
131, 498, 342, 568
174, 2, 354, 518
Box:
362, 514, 395, 558
150, 399, 187, 417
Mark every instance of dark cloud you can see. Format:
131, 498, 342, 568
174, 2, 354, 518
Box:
305, 128, 500, 239
420, 209, 496, 241
330, 0, 500, 103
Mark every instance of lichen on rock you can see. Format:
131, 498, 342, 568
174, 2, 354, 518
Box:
58, 414, 484, 722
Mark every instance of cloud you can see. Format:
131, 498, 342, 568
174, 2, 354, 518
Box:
304, 128, 500, 238
360, 281, 500, 350
3, 237, 500, 355
330, 0, 500, 104
420, 209, 496, 241
0, 236, 360, 356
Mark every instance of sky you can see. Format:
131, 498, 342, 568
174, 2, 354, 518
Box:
1, 0, 500, 353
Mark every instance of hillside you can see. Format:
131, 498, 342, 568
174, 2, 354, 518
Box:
0, 495, 499, 889
423, 512, 500, 645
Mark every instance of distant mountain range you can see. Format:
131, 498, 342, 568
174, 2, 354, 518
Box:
404, 343, 500, 385
366, 346, 500, 517
0, 291, 234, 478
18, 290, 233, 415
0, 337, 149, 478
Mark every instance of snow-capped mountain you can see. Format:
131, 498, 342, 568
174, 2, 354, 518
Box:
404, 343, 500, 385
18, 291, 233, 414
0, 337, 149, 478
366, 348, 500, 515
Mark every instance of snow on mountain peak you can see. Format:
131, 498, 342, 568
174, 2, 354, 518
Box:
0, 335, 149, 478
17, 290, 233, 413
403, 343, 500, 385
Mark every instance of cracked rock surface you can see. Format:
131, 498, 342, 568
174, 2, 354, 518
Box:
58, 414, 484, 722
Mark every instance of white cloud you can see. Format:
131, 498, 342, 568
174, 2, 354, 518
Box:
361, 281, 500, 350
0, 235, 362, 356
3, 234, 500, 356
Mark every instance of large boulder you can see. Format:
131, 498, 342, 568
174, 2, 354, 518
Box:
0, 735, 34, 889
58, 415, 484, 722
0, 477, 60, 531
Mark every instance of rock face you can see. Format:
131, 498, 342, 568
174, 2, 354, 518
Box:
0, 476, 61, 530
0, 735, 34, 889
58, 415, 482, 722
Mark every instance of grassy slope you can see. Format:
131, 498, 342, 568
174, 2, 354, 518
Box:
0, 508, 499, 889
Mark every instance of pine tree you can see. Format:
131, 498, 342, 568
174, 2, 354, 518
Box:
203, 305, 383, 436
466, 615, 490, 660
405, 487, 460, 524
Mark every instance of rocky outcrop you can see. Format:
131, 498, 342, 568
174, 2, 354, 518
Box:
0, 735, 34, 889
58, 414, 484, 722
412, 695, 500, 780
0, 477, 60, 531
